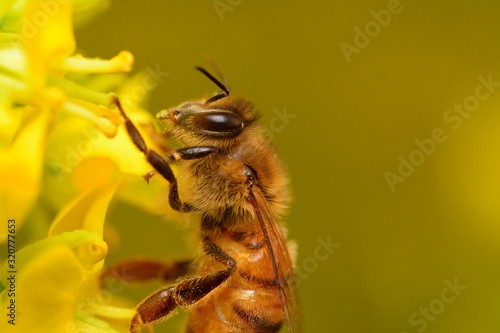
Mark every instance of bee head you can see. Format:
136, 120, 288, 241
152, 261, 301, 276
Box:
158, 68, 259, 148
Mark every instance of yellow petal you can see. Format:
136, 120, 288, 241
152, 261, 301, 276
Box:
91, 112, 159, 176
91, 118, 170, 214
0, 246, 84, 333
71, 155, 121, 192
0, 72, 27, 101
49, 157, 120, 271
0, 97, 21, 146
0, 106, 51, 243
22, 0, 75, 95
1, 230, 106, 285
44, 103, 167, 214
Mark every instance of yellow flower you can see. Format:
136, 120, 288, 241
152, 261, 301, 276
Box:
0, 157, 135, 333
0, 1, 168, 331
0, 0, 134, 242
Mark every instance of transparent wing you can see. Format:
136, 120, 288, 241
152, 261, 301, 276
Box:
247, 188, 302, 333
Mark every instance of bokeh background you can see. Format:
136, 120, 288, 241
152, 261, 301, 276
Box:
75, 1, 500, 332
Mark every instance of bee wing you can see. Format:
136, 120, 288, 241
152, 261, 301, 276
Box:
248, 188, 302, 333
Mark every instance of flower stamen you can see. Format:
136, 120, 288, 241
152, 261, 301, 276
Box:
58, 50, 134, 73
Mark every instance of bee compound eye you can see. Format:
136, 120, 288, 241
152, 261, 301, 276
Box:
191, 111, 243, 134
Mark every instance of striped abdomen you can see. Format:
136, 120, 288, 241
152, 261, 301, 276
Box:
185, 221, 285, 333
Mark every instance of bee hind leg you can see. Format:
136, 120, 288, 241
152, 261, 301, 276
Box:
130, 241, 236, 332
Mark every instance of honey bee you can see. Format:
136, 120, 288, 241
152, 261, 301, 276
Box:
109, 67, 300, 332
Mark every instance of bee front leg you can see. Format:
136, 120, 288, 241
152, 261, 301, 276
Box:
143, 146, 216, 183
130, 241, 236, 332
114, 97, 214, 212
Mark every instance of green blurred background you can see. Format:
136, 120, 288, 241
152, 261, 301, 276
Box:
76, 1, 500, 332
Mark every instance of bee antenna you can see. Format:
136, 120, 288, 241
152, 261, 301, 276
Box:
195, 66, 230, 97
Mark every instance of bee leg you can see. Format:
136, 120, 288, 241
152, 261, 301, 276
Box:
130, 241, 236, 332
114, 97, 214, 212
167, 146, 216, 162
100, 258, 192, 286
